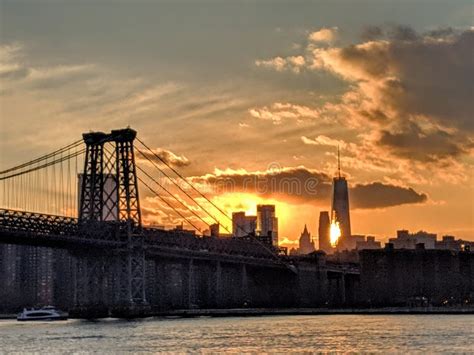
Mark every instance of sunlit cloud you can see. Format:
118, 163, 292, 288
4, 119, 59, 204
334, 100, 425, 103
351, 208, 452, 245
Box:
137, 147, 191, 168
308, 27, 338, 43
254, 27, 474, 184
249, 102, 321, 124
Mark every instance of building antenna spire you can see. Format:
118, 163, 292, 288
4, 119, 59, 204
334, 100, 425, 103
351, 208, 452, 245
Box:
337, 145, 341, 178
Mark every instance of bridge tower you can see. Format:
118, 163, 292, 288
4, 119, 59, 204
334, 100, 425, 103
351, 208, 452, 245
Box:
74, 128, 147, 317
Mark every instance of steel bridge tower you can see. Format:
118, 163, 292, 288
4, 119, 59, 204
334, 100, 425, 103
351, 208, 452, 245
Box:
74, 128, 147, 317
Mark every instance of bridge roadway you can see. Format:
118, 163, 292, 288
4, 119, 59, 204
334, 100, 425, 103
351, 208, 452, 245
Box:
0, 208, 291, 268
0, 208, 361, 274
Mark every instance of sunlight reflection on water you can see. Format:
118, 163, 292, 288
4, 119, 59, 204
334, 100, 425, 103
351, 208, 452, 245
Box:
1, 315, 473, 353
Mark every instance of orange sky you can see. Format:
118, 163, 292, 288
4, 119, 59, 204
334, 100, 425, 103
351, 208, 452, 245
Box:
1, 2, 473, 246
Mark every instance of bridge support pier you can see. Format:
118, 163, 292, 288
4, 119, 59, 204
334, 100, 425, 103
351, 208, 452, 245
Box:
187, 259, 195, 308
70, 252, 110, 318
241, 264, 249, 307
110, 248, 150, 318
215, 261, 222, 307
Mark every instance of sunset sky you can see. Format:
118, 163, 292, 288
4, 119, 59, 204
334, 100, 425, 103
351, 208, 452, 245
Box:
1, 0, 473, 247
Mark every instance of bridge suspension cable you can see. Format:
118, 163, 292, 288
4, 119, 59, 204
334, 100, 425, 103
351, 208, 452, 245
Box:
0, 140, 83, 175
137, 176, 202, 232
136, 165, 211, 231
136, 137, 234, 225
0, 141, 85, 217
134, 137, 281, 262
101, 144, 204, 232
135, 145, 232, 234
133, 148, 226, 233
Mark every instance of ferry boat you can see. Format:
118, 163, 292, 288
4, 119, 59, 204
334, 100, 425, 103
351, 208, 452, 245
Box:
17, 306, 68, 321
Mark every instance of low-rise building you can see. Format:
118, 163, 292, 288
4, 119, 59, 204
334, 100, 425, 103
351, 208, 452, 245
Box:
388, 230, 437, 249
356, 236, 382, 250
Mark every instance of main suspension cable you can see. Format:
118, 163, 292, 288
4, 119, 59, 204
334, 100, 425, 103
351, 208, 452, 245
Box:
0, 140, 83, 175
0, 149, 85, 181
137, 165, 211, 230
136, 137, 233, 224
135, 147, 231, 233
138, 176, 201, 232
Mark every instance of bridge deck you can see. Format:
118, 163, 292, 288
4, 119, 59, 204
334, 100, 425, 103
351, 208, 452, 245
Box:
0, 209, 282, 265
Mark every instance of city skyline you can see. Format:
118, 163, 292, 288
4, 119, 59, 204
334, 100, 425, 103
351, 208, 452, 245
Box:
1, 1, 473, 247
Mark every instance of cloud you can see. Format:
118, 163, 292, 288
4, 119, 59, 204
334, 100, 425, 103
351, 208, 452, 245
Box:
361, 26, 384, 41
255, 55, 306, 73
249, 102, 320, 124
190, 166, 427, 209
310, 28, 474, 134
255, 27, 474, 181
301, 135, 346, 148
308, 27, 338, 43
378, 123, 470, 163
0, 44, 98, 92
137, 148, 190, 168
351, 182, 427, 209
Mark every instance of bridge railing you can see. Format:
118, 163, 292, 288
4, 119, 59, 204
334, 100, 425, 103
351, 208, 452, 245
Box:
143, 227, 278, 259
0, 208, 280, 260
0, 208, 78, 237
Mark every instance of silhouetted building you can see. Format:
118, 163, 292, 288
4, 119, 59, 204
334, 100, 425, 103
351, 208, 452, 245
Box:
389, 230, 437, 249
257, 204, 278, 247
337, 235, 364, 251
435, 236, 473, 251
318, 211, 332, 254
209, 223, 220, 237
331, 176, 351, 239
291, 225, 316, 255
232, 212, 257, 238
360, 247, 474, 306
356, 236, 382, 250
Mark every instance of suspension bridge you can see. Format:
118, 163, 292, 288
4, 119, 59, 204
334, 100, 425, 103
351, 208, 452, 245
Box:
0, 128, 357, 317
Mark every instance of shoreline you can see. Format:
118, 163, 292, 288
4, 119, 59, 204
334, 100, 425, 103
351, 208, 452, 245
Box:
2, 307, 473, 320
151, 307, 474, 317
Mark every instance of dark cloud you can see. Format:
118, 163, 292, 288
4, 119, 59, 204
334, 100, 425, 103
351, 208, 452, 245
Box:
388, 25, 419, 41
361, 26, 384, 41
379, 123, 469, 162
351, 182, 427, 209
311, 28, 474, 163
191, 166, 427, 209
425, 27, 455, 39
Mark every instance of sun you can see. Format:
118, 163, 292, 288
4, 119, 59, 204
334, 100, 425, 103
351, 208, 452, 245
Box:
330, 219, 341, 247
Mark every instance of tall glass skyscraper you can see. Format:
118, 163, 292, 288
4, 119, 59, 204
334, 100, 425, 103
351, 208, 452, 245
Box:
331, 148, 351, 238
331, 177, 351, 238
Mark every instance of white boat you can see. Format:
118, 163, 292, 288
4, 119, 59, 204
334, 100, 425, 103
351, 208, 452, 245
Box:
17, 306, 68, 321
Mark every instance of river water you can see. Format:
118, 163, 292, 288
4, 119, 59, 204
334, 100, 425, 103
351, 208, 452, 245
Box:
1, 315, 472, 353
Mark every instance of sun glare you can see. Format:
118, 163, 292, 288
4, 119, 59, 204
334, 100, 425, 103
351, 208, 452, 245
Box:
330, 219, 341, 247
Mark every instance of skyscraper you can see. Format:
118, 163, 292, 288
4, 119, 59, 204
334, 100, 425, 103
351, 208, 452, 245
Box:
318, 211, 332, 253
232, 212, 257, 238
331, 148, 351, 239
256, 204, 278, 247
